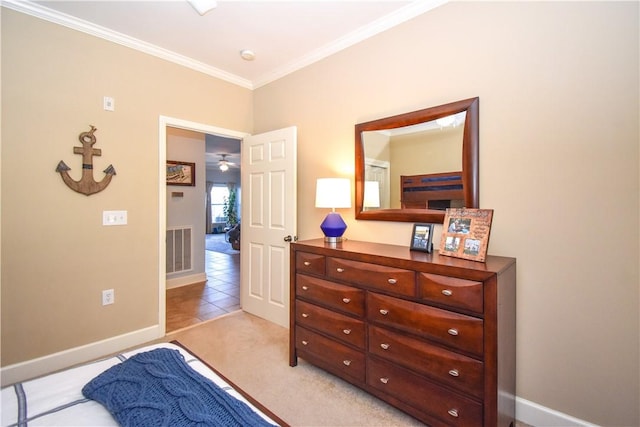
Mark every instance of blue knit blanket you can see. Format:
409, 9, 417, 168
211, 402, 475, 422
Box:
82, 348, 274, 427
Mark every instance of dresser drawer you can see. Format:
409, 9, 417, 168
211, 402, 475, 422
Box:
296, 274, 365, 317
368, 357, 483, 427
296, 300, 365, 348
418, 273, 484, 314
326, 257, 415, 297
296, 326, 365, 382
367, 293, 484, 357
296, 252, 325, 276
369, 326, 484, 398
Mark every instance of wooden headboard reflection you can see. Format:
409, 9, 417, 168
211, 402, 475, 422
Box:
400, 171, 464, 209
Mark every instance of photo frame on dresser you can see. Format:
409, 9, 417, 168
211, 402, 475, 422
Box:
439, 208, 494, 262
410, 223, 434, 253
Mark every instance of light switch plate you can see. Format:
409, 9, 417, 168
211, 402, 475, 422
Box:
103, 96, 115, 111
103, 210, 127, 226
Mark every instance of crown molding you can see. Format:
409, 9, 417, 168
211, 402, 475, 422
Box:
253, 0, 448, 88
2, 0, 447, 90
1, 0, 254, 89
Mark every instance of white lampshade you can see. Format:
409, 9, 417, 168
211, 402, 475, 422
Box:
363, 181, 380, 208
315, 178, 351, 210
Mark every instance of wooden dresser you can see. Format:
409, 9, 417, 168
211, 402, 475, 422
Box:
289, 239, 516, 427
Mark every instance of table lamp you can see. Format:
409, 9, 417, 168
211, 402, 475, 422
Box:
315, 178, 351, 243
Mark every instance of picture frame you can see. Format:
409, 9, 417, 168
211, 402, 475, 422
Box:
439, 208, 494, 262
166, 160, 195, 186
410, 223, 434, 253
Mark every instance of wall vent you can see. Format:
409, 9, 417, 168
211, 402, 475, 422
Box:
166, 226, 193, 274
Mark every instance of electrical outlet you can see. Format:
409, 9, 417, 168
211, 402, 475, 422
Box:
102, 289, 115, 306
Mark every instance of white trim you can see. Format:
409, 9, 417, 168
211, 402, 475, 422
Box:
365, 158, 390, 169
1, 0, 253, 89
158, 120, 168, 337
166, 272, 207, 289
516, 396, 600, 427
159, 115, 249, 341
252, 0, 448, 88
161, 117, 248, 141
2, 0, 447, 90
0, 325, 161, 386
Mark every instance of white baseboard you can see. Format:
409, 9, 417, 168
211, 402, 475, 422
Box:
516, 396, 599, 427
166, 272, 206, 289
0, 324, 163, 387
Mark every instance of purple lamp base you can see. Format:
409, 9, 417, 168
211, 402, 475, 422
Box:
320, 212, 347, 243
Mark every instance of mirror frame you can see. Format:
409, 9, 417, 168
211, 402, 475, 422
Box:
355, 97, 479, 223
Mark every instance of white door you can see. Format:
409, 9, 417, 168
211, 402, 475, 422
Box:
240, 127, 297, 328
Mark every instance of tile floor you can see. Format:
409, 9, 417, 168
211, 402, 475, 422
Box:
166, 245, 240, 333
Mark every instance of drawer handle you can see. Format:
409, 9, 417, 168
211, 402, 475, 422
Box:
343, 329, 351, 335
448, 369, 460, 377
380, 343, 390, 350
387, 278, 397, 285
302, 313, 309, 318
342, 298, 351, 304
448, 328, 459, 336
303, 261, 311, 266
343, 360, 352, 366
442, 289, 453, 296
448, 409, 459, 418
302, 285, 309, 291
379, 377, 389, 384
301, 340, 308, 346
379, 309, 389, 316
336, 267, 345, 273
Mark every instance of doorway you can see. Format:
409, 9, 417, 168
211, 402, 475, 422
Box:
165, 241, 240, 332
159, 116, 248, 334
166, 172, 241, 332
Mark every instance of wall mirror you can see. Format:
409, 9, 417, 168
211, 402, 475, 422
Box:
355, 97, 479, 223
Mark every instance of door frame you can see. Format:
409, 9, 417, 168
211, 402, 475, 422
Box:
158, 115, 249, 335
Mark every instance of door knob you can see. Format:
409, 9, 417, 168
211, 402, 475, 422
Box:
284, 235, 298, 242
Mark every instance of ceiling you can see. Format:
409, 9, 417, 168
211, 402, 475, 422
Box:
4, 0, 446, 170
7, 0, 446, 89
205, 134, 242, 170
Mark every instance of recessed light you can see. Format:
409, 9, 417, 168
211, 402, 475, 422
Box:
240, 49, 256, 61
187, 0, 217, 16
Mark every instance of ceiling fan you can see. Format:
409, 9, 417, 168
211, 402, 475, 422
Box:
218, 154, 236, 171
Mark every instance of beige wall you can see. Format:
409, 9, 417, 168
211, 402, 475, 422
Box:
254, 2, 639, 426
389, 128, 463, 208
166, 128, 207, 285
1, 9, 252, 363
1, 2, 639, 426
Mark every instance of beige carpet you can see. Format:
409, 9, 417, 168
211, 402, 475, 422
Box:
153, 311, 527, 427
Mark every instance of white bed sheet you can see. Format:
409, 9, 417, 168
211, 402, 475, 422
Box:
1, 343, 279, 426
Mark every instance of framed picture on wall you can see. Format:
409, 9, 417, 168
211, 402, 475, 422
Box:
439, 208, 494, 262
166, 160, 195, 186
410, 223, 434, 253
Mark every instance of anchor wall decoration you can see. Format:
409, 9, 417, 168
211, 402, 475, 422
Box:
55, 125, 116, 196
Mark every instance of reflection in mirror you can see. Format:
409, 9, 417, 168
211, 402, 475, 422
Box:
362, 180, 381, 210
362, 111, 466, 210
355, 97, 479, 223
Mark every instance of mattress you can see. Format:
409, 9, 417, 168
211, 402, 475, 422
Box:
1, 342, 284, 426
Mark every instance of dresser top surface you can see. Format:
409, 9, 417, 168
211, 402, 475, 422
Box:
292, 239, 515, 276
